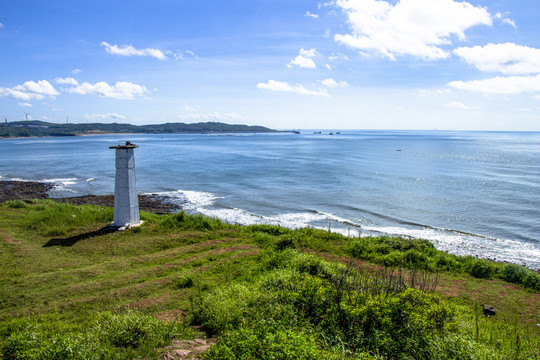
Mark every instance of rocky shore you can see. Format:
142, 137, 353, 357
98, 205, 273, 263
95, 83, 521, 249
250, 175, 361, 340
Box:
0, 180, 182, 214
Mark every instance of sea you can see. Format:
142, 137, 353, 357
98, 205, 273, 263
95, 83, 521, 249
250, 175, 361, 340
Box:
1, 130, 539, 270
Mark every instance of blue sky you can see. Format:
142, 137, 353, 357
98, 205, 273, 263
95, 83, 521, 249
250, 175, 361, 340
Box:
1, 0, 539, 130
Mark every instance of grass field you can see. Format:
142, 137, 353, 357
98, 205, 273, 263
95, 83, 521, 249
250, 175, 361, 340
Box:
0, 200, 538, 359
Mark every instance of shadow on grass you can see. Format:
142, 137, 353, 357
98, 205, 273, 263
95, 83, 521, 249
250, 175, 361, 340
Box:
43, 225, 119, 247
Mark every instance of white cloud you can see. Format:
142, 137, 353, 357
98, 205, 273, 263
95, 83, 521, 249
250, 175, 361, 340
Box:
321, 78, 349, 88
288, 48, 318, 68
503, 18, 516, 28
167, 50, 197, 61
448, 74, 540, 94
0, 22, 4, 28
0, 80, 59, 101
453, 43, 540, 75
257, 80, 329, 97
333, 0, 492, 60
72, 69, 82, 75
19, 102, 33, 108
329, 52, 349, 61
445, 101, 471, 109
65, 81, 149, 99
55, 77, 79, 85
100, 41, 167, 60
177, 111, 244, 122
495, 12, 516, 28
304, 11, 319, 18
83, 113, 127, 121
289, 55, 316, 69
300, 48, 318, 57
417, 88, 450, 96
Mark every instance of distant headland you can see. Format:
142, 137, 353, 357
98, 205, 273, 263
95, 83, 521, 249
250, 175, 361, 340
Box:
0, 120, 277, 138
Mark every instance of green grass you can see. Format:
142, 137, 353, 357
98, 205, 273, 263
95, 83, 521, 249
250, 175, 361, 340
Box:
0, 200, 538, 359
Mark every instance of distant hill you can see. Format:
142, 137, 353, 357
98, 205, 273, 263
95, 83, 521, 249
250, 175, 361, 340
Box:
0, 120, 276, 138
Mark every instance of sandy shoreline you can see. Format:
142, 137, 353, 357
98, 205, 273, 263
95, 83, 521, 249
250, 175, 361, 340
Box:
0, 180, 182, 214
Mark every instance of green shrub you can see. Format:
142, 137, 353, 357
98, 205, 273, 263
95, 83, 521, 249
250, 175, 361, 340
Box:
191, 283, 259, 335
502, 263, 528, 284
0, 326, 104, 360
275, 236, 297, 251
245, 224, 291, 236
175, 274, 195, 289
203, 324, 332, 360
4, 200, 29, 209
161, 211, 230, 231
469, 259, 496, 279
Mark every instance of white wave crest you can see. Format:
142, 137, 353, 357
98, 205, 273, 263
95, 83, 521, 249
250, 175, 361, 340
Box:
42, 178, 78, 186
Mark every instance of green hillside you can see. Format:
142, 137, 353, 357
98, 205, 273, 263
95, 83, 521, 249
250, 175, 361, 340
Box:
0, 199, 538, 359
0, 121, 276, 138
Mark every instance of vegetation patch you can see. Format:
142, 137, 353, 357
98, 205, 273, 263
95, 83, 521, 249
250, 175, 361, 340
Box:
0, 200, 538, 359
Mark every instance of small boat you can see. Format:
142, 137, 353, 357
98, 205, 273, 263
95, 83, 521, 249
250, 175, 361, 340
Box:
292, 129, 300, 134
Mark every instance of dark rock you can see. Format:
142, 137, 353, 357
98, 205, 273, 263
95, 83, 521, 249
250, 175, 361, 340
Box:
483, 304, 496, 316
0, 180, 52, 202
0, 180, 182, 214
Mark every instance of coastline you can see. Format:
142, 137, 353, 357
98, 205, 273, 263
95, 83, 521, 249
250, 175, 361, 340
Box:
0, 180, 182, 214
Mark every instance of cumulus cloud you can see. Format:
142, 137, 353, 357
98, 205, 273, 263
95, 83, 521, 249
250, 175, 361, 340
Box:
445, 101, 471, 109
448, 74, 540, 94
304, 11, 319, 18
72, 69, 82, 74
65, 81, 149, 99
100, 41, 167, 60
0, 80, 59, 101
83, 113, 127, 121
288, 48, 318, 68
321, 78, 349, 88
453, 43, 540, 75
55, 77, 79, 85
257, 80, 329, 96
333, 0, 492, 60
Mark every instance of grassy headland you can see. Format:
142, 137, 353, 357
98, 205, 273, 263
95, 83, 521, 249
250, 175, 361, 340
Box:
0, 199, 538, 359
0, 120, 276, 138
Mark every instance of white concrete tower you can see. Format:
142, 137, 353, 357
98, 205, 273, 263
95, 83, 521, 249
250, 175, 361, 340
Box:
110, 141, 141, 227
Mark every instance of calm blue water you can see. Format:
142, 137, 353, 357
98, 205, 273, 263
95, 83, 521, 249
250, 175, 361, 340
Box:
1, 131, 539, 269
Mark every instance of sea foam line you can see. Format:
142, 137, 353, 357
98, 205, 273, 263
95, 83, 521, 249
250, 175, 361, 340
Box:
151, 189, 540, 270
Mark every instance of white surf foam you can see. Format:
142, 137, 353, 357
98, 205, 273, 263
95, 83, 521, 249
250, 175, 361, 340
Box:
147, 189, 220, 211
150, 190, 540, 269
42, 178, 78, 186
41, 178, 79, 193
360, 225, 540, 269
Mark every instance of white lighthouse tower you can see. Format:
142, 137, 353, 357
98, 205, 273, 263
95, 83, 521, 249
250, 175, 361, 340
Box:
110, 141, 141, 227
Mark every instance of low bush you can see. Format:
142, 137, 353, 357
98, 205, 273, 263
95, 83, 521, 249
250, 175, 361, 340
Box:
160, 211, 231, 231
502, 263, 529, 284
343, 236, 540, 290
203, 323, 338, 360
0, 311, 193, 360
469, 259, 497, 279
